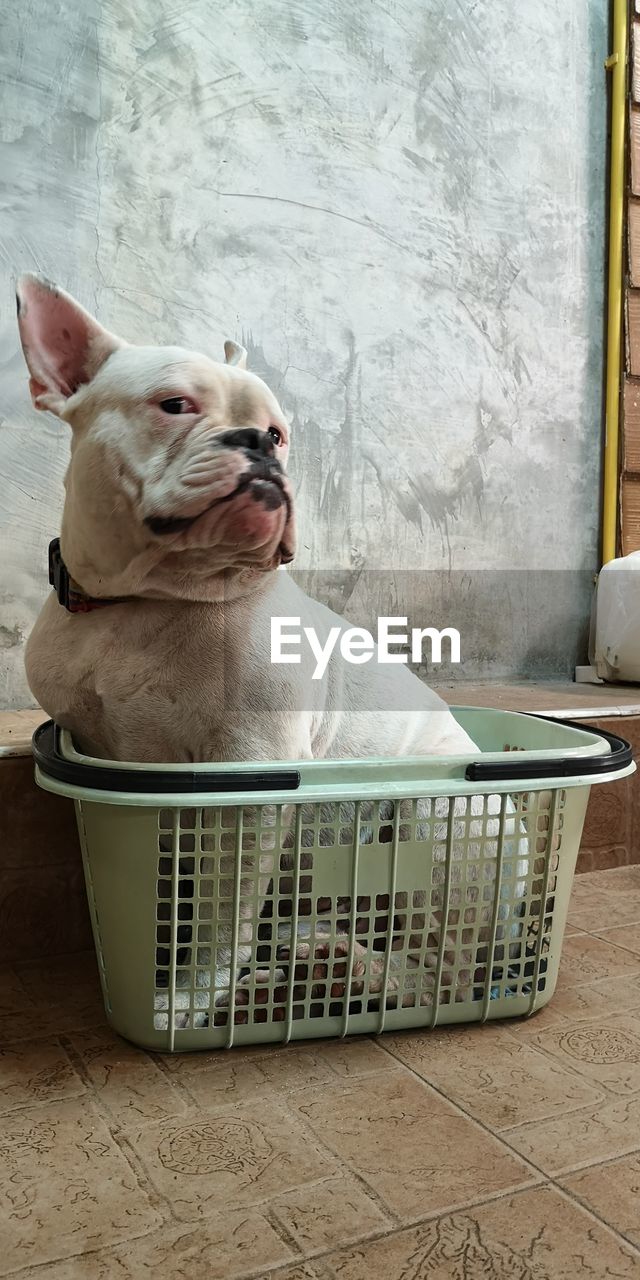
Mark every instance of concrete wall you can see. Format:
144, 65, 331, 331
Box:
0, 0, 607, 708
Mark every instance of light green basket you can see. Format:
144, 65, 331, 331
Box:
33, 708, 634, 1053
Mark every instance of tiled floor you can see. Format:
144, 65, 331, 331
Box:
1, 866, 640, 1279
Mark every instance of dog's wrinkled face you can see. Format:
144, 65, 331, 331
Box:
15, 274, 295, 592
69, 342, 295, 567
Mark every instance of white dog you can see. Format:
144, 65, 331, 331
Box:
17, 275, 527, 1025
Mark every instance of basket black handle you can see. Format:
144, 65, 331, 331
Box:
464, 715, 633, 782
32, 721, 301, 794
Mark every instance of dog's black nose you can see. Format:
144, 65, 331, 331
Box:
219, 428, 275, 458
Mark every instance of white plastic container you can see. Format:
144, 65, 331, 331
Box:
594, 551, 640, 682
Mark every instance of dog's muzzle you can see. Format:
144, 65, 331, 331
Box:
145, 428, 292, 548
219, 428, 287, 511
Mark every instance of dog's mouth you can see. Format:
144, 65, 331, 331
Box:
145, 461, 293, 563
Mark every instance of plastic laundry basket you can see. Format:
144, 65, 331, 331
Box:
33, 708, 634, 1053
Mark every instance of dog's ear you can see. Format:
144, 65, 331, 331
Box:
15, 274, 124, 416
223, 339, 247, 370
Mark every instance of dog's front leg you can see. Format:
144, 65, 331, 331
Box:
210, 796, 298, 1019
212, 845, 277, 1012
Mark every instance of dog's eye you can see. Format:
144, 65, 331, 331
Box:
159, 396, 197, 415
268, 425, 283, 445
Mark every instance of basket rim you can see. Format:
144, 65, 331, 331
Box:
31, 711, 635, 805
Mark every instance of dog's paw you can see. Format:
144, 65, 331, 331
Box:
213, 968, 288, 1025
276, 934, 404, 1002
153, 989, 209, 1030
276, 934, 363, 998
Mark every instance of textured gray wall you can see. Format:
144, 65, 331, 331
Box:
0, 0, 606, 708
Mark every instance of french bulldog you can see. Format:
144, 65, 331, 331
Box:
16, 275, 524, 1025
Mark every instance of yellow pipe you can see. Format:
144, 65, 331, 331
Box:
602, 0, 628, 564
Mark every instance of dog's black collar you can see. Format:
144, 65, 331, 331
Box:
48, 539, 127, 613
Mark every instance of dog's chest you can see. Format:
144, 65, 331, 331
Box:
26, 596, 243, 762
